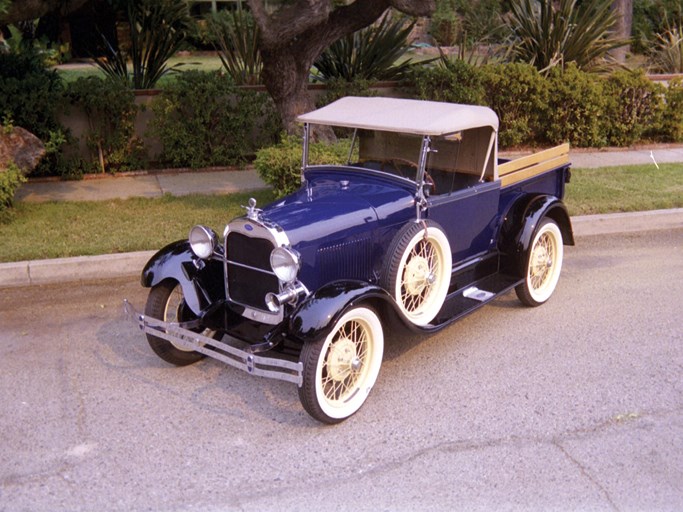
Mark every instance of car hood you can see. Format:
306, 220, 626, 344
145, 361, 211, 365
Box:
260, 168, 416, 247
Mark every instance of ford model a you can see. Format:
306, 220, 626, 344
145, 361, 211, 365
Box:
124, 97, 574, 424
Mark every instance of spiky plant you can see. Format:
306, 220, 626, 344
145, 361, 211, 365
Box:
94, 0, 190, 89
505, 0, 624, 73
651, 24, 683, 73
207, 7, 262, 86
313, 14, 418, 82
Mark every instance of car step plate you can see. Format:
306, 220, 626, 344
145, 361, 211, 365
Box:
462, 286, 495, 302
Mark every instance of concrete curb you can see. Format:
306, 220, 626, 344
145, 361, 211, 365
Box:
1, 209, 681, 289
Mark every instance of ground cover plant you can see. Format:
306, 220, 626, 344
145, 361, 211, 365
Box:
1, 163, 680, 263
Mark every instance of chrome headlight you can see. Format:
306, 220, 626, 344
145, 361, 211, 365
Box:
189, 225, 218, 259
270, 247, 300, 283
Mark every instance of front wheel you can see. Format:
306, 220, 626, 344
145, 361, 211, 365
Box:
145, 279, 208, 366
298, 306, 384, 424
515, 218, 564, 307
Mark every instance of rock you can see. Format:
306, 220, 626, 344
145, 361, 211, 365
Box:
0, 126, 46, 174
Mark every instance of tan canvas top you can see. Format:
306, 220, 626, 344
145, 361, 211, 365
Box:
297, 96, 499, 136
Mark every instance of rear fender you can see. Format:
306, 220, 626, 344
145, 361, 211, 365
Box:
142, 240, 225, 315
288, 281, 394, 344
499, 195, 574, 276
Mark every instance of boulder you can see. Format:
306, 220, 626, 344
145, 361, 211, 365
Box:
0, 126, 46, 174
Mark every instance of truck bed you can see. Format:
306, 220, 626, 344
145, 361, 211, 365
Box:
498, 143, 570, 187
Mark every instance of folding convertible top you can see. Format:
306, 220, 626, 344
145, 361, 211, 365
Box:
297, 96, 499, 136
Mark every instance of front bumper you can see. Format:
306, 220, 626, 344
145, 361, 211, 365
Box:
123, 300, 303, 386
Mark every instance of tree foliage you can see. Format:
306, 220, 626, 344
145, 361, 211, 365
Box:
0, 0, 89, 24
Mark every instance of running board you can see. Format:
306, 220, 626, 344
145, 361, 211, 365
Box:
429, 273, 522, 330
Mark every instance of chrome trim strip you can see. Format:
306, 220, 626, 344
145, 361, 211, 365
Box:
124, 300, 303, 386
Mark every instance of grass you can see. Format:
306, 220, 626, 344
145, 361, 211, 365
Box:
0, 189, 275, 263
55, 54, 224, 85
0, 163, 681, 263
565, 163, 683, 215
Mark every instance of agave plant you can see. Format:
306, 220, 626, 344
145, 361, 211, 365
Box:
313, 14, 418, 82
207, 7, 262, 86
95, 0, 190, 89
651, 24, 683, 73
505, 0, 624, 73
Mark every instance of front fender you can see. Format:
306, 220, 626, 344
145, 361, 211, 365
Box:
142, 240, 225, 315
500, 195, 574, 276
288, 281, 393, 344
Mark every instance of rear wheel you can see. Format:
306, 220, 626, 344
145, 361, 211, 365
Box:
515, 219, 564, 307
145, 280, 208, 366
298, 307, 384, 424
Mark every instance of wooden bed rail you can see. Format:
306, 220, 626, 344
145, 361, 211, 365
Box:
498, 143, 570, 187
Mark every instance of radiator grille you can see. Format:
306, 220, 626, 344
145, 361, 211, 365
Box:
226, 231, 279, 311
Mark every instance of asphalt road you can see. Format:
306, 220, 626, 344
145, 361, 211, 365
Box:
1, 228, 682, 511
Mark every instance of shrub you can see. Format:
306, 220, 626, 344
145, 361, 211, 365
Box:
0, 49, 63, 140
481, 63, 548, 147
540, 64, 608, 147
603, 69, 664, 146
255, 134, 354, 197
316, 78, 377, 108
150, 70, 280, 168
659, 78, 683, 142
64, 77, 146, 173
0, 162, 27, 223
404, 57, 485, 105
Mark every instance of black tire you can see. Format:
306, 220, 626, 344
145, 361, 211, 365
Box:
298, 306, 384, 424
145, 279, 207, 366
515, 218, 564, 307
380, 220, 452, 326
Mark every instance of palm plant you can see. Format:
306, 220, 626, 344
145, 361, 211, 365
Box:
505, 0, 624, 73
95, 0, 190, 89
207, 7, 262, 86
313, 14, 418, 82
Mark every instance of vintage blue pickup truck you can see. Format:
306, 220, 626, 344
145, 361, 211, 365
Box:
125, 96, 573, 423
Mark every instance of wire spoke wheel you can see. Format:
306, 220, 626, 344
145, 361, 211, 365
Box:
298, 307, 384, 424
144, 279, 210, 366
515, 219, 564, 307
382, 221, 451, 326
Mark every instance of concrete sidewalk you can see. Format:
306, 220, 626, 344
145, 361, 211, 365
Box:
14, 145, 683, 203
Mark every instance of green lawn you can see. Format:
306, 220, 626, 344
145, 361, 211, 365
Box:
0, 189, 275, 263
55, 54, 224, 85
0, 163, 680, 263
565, 163, 683, 215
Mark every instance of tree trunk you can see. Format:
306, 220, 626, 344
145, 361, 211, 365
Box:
260, 45, 316, 136
248, 0, 435, 136
610, 0, 633, 62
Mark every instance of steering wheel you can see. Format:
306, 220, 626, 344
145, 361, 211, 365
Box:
381, 158, 437, 194
382, 157, 418, 177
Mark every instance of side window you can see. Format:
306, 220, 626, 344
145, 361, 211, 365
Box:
426, 130, 495, 195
